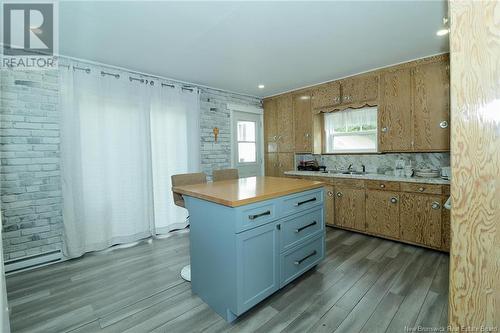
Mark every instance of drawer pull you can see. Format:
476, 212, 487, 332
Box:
336, 192, 343, 197
419, 187, 425, 192
248, 210, 271, 220
294, 197, 317, 206
380, 184, 386, 188
390, 197, 398, 204
294, 250, 317, 265
294, 221, 317, 233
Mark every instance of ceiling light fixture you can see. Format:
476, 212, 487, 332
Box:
436, 17, 449, 36
258, 84, 265, 89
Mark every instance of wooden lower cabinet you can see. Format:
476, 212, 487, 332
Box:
334, 187, 365, 231
264, 153, 278, 177
365, 190, 400, 238
324, 185, 335, 226
400, 193, 442, 248
264, 153, 294, 177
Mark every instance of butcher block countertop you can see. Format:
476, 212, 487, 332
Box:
172, 176, 324, 207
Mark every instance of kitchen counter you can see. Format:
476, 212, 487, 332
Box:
173, 176, 324, 207
284, 170, 451, 185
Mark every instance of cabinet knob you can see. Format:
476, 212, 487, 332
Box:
273, 135, 277, 141
390, 197, 398, 204
381, 127, 388, 133
419, 187, 425, 192
336, 192, 343, 198
380, 184, 385, 188
305, 133, 310, 138
439, 120, 449, 129
431, 202, 441, 210
327, 191, 334, 197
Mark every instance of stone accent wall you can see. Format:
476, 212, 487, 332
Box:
0, 67, 261, 261
296, 152, 451, 174
0, 70, 63, 260
200, 88, 261, 179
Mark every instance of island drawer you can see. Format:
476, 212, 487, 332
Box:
236, 202, 277, 233
280, 208, 323, 252
280, 189, 324, 217
280, 234, 324, 287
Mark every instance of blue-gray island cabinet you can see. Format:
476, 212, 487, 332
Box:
173, 176, 326, 322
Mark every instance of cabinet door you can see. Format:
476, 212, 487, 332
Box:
334, 187, 365, 230
264, 153, 278, 177
236, 222, 279, 313
263, 99, 278, 153
277, 153, 294, 177
311, 81, 341, 111
379, 68, 413, 152
324, 185, 335, 226
293, 91, 313, 153
341, 74, 379, 105
276, 94, 294, 153
412, 60, 450, 151
365, 190, 400, 238
400, 194, 442, 248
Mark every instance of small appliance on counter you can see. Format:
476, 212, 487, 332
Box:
297, 160, 326, 172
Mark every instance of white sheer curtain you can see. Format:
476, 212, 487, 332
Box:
150, 86, 200, 233
60, 65, 199, 258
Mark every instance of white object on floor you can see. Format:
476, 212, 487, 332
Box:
181, 264, 191, 282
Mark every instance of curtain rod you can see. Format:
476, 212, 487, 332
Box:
60, 62, 195, 91
56, 54, 259, 99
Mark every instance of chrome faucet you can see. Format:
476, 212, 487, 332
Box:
361, 164, 366, 172
347, 164, 353, 171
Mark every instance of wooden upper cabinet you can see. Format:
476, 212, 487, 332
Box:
311, 81, 341, 111
276, 94, 294, 153
400, 193, 442, 248
412, 60, 450, 151
341, 74, 379, 106
379, 68, 413, 152
365, 190, 400, 238
263, 99, 278, 153
293, 91, 313, 153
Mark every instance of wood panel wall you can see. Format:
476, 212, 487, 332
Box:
449, 1, 500, 329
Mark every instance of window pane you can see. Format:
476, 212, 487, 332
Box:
238, 142, 256, 163
324, 107, 378, 153
237, 121, 255, 142
332, 134, 377, 152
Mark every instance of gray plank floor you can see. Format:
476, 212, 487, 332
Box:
6, 228, 450, 333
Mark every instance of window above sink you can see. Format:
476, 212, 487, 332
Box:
323, 106, 378, 154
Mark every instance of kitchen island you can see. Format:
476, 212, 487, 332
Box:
173, 176, 325, 322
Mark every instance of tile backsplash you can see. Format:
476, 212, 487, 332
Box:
296, 153, 450, 174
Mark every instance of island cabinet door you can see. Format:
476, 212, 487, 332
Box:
365, 190, 400, 238
236, 221, 280, 314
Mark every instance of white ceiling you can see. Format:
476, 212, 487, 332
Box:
59, 1, 449, 97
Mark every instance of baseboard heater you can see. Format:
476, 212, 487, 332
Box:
5, 250, 62, 274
